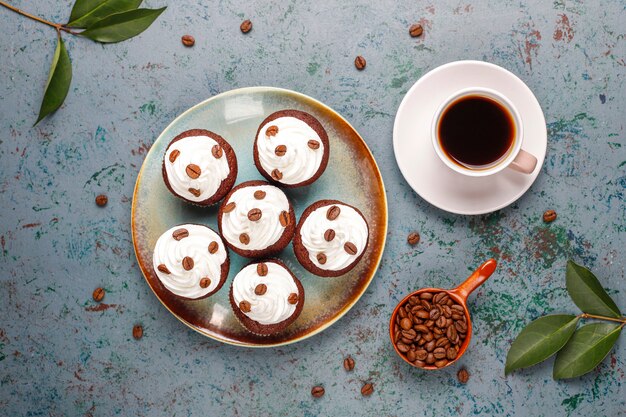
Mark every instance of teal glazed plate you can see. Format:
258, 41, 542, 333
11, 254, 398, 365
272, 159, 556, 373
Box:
132, 87, 388, 347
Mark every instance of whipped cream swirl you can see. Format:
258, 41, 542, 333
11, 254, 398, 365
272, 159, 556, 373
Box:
232, 262, 299, 325
221, 185, 290, 251
153, 224, 228, 298
256, 116, 325, 185
301, 203, 369, 271
164, 135, 231, 202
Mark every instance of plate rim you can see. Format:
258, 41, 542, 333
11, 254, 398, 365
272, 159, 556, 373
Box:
392, 60, 547, 215
131, 86, 388, 347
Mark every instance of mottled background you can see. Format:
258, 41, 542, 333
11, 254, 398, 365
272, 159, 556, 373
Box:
0, 0, 624, 416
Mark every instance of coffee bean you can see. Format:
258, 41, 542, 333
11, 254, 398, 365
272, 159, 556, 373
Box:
451, 305, 465, 314
396, 342, 410, 353
344, 356, 355, 371
95, 194, 108, 207
132, 324, 143, 340
182, 256, 194, 270
406, 350, 417, 362
317, 253, 327, 265
169, 149, 180, 163
446, 347, 458, 360
435, 337, 449, 348
425, 340, 435, 352
324, 229, 335, 241
239, 300, 251, 313
266, 125, 279, 136
361, 383, 374, 397
279, 210, 290, 227
288, 293, 299, 304
407, 232, 420, 245
199, 277, 211, 288
442, 305, 452, 318
401, 329, 417, 340
415, 349, 428, 361
255, 283, 267, 295
208, 241, 219, 254
172, 228, 189, 241
274, 145, 287, 156
181, 34, 195, 46
308, 140, 320, 149
157, 264, 170, 274
433, 292, 446, 304
433, 347, 446, 359
409, 23, 424, 37
408, 296, 419, 305
254, 190, 266, 200
457, 368, 470, 383
223, 202, 236, 213
186, 164, 201, 179
429, 308, 441, 320
240, 19, 253, 34
425, 353, 435, 364
422, 332, 434, 342
419, 292, 433, 300
239, 233, 250, 245
400, 318, 412, 330
326, 205, 341, 220
354, 55, 366, 70
257, 262, 268, 276
435, 359, 448, 368
447, 325, 457, 341
414, 324, 429, 333
414, 359, 426, 367
455, 320, 467, 333
92, 287, 105, 302
398, 307, 407, 319
212, 144, 223, 159
416, 310, 430, 319
543, 209, 557, 223
344, 242, 358, 255
420, 299, 431, 309
248, 208, 262, 221
271, 169, 283, 180
188, 188, 201, 197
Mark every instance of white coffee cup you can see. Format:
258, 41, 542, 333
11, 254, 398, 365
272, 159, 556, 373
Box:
431, 87, 537, 177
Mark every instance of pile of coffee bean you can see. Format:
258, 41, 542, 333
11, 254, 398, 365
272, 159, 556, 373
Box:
392, 291, 468, 368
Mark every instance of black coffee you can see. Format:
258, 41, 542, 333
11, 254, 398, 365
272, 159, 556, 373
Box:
438, 95, 515, 168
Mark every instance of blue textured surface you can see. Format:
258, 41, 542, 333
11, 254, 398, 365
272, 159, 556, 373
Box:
0, 1, 624, 416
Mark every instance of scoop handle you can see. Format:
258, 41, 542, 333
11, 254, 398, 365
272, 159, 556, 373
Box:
452, 259, 497, 302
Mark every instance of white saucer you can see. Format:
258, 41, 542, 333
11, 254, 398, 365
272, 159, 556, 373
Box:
393, 60, 547, 215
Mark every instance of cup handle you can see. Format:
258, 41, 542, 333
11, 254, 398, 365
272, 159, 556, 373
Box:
509, 149, 537, 174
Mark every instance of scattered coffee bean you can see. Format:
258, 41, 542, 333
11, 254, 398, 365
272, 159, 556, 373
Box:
275, 145, 287, 156
255, 283, 267, 295
266, 125, 279, 136
393, 290, 468, 368
354, 55, 366, 70
257, 262, 268, 276
407, 232, 420, 245
324, 229, 335, 241
199, 277, 211, 288
254, 190, 266, 200
409, 23, 423, 37
169, 149, 180, 163
208, 241, 219, 254
186, 164, 201, 179
95, 194, 108, 207
361, 382, 374, 396
311, 385, 325, 398
543, 209, 557, 223
92, 287, 105, 302
240, 19, 253, 34
132, 324, 143, 340
343, 356, 355, 371
288, 293, 299, 304
248, 208, 262, 221
223, 202, 236, 213
279, 210, 290, 227
181, 34, 195, 47
172, 228, 189, 241
308, 139, 320, 149
457, 368, 470, 384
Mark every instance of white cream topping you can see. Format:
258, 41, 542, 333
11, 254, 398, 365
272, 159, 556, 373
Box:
256, 116, 325, 185
153, 224, 228, 299
221, 185, 290, 251
232, 262, 299, 325
301, 203, 369, 271
164, 136, 230, 202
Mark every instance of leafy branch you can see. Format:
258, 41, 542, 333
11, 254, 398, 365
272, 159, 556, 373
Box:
0, 0, 166, 125
505, 260, 624, 379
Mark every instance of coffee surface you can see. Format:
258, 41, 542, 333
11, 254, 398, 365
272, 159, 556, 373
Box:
438, 95, 515, 168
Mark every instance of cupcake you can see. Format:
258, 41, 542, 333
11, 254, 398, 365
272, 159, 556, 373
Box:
162, 129, 237, 206
217, 180, 296, 258
152, 224, 229, 299
253, 109, 330, 188
229, 259, 304, 335
293, 200, 369, 277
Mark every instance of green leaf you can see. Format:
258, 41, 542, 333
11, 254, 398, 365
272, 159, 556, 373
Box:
505, 315, 579, 375
78, 7, 166, 43
35, 35, 72, 125
553, 322, 621, 379
69, 0, 106, 22
67, 0, 142, 29
566, 260, 621, 318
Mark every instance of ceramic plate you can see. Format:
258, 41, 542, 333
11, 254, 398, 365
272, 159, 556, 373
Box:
132, 87, 387, 347
393, 60, 547, 215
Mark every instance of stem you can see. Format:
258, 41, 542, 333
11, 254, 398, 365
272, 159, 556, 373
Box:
0, 1, 79, 35
580, 313, 626, 324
